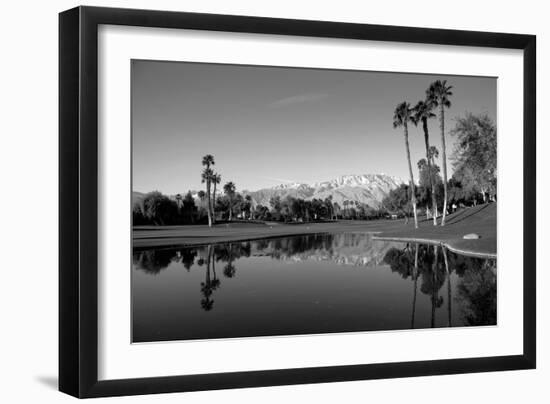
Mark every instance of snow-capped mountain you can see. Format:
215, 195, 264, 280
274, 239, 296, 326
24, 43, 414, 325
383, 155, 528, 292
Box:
133, 174, 404, 209
245, 174, 404, 208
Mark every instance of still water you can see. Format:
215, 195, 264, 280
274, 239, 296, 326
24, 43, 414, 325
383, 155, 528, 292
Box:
132, 233, 496, 342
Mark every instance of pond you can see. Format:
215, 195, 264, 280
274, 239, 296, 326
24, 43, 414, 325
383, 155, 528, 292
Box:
132, 233, 497, 342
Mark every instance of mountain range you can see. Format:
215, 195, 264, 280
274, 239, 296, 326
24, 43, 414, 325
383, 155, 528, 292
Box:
244, 174, 404, 208
133, 174, 404, 209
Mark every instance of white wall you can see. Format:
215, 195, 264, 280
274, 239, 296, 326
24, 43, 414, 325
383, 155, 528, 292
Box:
0, 1, 546, 403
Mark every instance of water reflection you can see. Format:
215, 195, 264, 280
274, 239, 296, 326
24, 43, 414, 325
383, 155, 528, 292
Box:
383, 242, 496, 328
132, 233, 496, 342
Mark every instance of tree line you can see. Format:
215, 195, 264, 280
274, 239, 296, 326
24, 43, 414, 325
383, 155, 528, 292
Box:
258, 195, 386, 222
133, 183, 388, 226
393, 79, 496, 228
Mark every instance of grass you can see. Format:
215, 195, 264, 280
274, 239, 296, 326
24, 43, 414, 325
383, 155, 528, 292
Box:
133, 203, 496, 257
374, 203, 497, 258
133, 220, 395, 249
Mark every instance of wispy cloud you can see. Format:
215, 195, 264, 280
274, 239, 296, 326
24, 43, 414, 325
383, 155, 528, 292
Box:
255, 176, 298, 184
268, 93, 329, 109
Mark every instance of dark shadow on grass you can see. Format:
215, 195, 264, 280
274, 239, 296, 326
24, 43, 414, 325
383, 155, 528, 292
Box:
415, 205, 490, 227
442, 207, 470, 222
445, 204, 491, 226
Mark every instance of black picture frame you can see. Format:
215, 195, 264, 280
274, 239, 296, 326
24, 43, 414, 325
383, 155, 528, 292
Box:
59, 5, 536, 398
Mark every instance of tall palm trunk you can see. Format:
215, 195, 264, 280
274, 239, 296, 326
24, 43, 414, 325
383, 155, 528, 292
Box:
439, 104, 448, 226
212, 182, 217, 224
228, 197, 233, 221
422, 118, 438, 225
403, 123, 418, 229
206, 178, 212, 227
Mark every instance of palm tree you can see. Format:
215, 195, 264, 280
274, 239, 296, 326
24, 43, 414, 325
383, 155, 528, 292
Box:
413, 99, 438, 226
427, 80, 453, 226
202, 154, 215, 169
197, 189, 206, 220
428, 146, 439, 163
223, 181, 236, 221
201, 168, 214, 227
245, 194, 253, 219
175, 193, 182, 211
211, 172, 221, 223
201, 155, 215, 227
333, 202, 341, 219
393, 101, 418, 229
327, 195, 334, 220
197, 190, 206, 202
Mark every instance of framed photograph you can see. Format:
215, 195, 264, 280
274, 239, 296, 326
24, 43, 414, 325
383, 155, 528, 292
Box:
59, 6, 536, 398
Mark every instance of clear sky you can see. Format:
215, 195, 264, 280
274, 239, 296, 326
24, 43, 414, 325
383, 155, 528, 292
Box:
132, 60, 496, 194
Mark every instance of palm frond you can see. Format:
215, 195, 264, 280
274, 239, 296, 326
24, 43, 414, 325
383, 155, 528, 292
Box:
393, 101, 413, 128
201, 167, 213, 183
201, 154, 215, 167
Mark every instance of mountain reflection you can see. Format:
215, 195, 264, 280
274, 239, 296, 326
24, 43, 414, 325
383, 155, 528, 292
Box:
133, 233, 496, 324
253, 233, 396, 266
132, 233, 393, 275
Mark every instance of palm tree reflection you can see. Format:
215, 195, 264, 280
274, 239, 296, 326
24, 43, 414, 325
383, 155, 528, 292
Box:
383, 244, 496, 328
411, 243, 419, 328
430, 245, 439, 328
199, 242, 253, 311
442, 246, 452, 326
223, 261, 236, 278
133, 235, 496, 324
200, 245, 220, 311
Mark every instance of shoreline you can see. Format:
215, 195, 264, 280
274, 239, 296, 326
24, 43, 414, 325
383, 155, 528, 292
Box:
372, 235, 496, 259
132, 220, 391, 249
133, 227, 496, 259
132, 203, 496, 259
133, 229, 358, 251
372, 204, 497, 259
